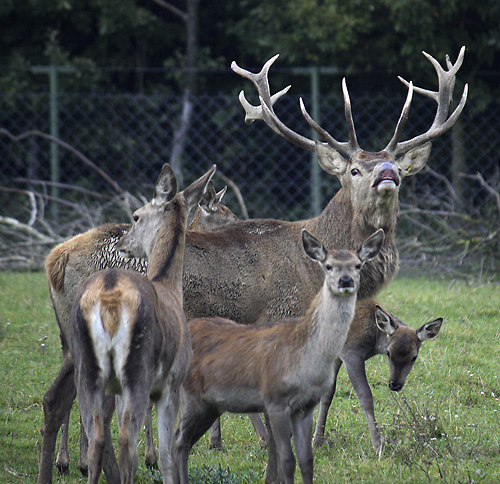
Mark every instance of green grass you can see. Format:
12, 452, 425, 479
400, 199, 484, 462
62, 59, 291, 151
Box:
0, 271, 499, 483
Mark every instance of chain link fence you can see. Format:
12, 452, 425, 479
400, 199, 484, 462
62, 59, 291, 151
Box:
1, 70, 499, 278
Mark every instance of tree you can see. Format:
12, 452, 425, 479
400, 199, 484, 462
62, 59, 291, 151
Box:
152, 0, 201, 183
219, 0, 500, 98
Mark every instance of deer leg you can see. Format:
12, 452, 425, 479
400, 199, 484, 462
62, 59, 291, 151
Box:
77, 381, 106, 484
291, 411, 314, 484
176, 398, 221, 484
208, 417, 223, 450
157, 386, 183, 484
249, 413, 269, 447
144, 400, 158, 468
117, 391, 148, 484
266, 403, 295, 484
77, 415, 89, 476
55, 411, 71, 475
37, 356, 76, 484
101, 395, 120, 484
264, 412, 284, 484
343, 355, 382, 453
312, 358, 342, 448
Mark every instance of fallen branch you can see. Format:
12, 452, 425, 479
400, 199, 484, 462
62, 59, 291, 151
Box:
0, 216, 56, 243
0, 128, 125, 196
460, 172, 500, 213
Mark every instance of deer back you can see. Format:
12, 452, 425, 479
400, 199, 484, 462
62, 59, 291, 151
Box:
46, 224, 147, 340
69, 268, 166, 395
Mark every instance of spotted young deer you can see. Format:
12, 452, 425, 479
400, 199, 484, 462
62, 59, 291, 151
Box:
38, 48, 466, 484
67, 163, 215, 484
312, 299, 443, 451
175, 229, 384, 484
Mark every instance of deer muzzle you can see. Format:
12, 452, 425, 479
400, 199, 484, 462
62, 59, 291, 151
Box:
338, 275, 355, 294
372, 162, 400, 194
389, 380, 403, 392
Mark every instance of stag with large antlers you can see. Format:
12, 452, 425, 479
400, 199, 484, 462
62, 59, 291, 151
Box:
38, 48, 466, 484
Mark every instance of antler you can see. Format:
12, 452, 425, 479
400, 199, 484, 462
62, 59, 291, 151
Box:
385, 46, 468, 156
231, 55, 361, 159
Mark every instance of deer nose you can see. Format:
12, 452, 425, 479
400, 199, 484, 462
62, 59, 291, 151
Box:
389, 381, 403, 392
373, 162, 400, 191
339, 276, 354, 289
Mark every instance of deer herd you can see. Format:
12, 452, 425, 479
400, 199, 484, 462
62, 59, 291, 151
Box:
37, 47, 466, 484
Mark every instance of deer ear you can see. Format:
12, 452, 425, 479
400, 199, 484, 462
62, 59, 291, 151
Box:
417, 317, 443, 341
396, 142, 432, 178
182, 165, 217, 212
375, 305, 398, 335
302, 230, 327, 263
215, 186, 228, 204
153, 164, 178, 207
358, 228, 384, 262
315, 142, 348, 177
198, 180, 217, 213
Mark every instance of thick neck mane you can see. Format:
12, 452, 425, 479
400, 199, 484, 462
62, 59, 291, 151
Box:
312, 187, 397, 248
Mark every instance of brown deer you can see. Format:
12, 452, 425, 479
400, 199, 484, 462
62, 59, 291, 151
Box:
175, 229, 384, 484
51, 183, 240, 479
38, 48, 466, 484
312, 299, 443, 451
67, 163, 215, 484
51, 180, 233, 478
137, 199, 443, 461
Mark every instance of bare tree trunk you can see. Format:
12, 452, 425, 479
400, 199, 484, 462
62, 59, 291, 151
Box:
169, 92, 192, 186
159, 0, 199, 186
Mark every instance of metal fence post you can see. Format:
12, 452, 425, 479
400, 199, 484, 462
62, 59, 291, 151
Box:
310, 66, 321, 216
49, 64, 60, 217
32, 65, 76, 218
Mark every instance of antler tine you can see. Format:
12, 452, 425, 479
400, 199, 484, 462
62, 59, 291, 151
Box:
231, 54, 280, 108
260, 96, 316, 151
299, 92, 359, 159
238, 86, 291, 126
341, 78, 361, 155
388, 47, 468, 156
395, 82, 468, 156
232, 55, 316, 152
384, 81, 414, 153
298, 78, 362, 159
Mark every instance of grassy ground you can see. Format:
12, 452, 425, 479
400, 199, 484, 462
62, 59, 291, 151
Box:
0, 271, 499, 483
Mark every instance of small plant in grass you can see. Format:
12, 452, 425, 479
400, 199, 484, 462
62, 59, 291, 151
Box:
384, 393, 491, 483
189, 464, 259, 484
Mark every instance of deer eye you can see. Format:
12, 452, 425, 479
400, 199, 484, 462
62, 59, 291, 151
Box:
325, 264, 332, 271
411, 355, 417, 363
351, 168, 360, 176
355, 263, 362, 270
133, 215, 139, 222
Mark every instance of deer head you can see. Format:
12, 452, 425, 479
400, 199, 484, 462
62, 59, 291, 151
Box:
189, 181, 239, 232
302, 228, 385, 296
232, 49, 467, 228
375, 305, 443, 391
116, 164, 216, 260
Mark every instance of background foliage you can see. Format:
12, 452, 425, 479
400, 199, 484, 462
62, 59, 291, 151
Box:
0, 1, 499, 278
0, 0, 499, 97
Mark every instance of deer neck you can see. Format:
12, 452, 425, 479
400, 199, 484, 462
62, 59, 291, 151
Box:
147, 202, 187, 296
300, 286, 357, 367
312, 188, 397, 248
